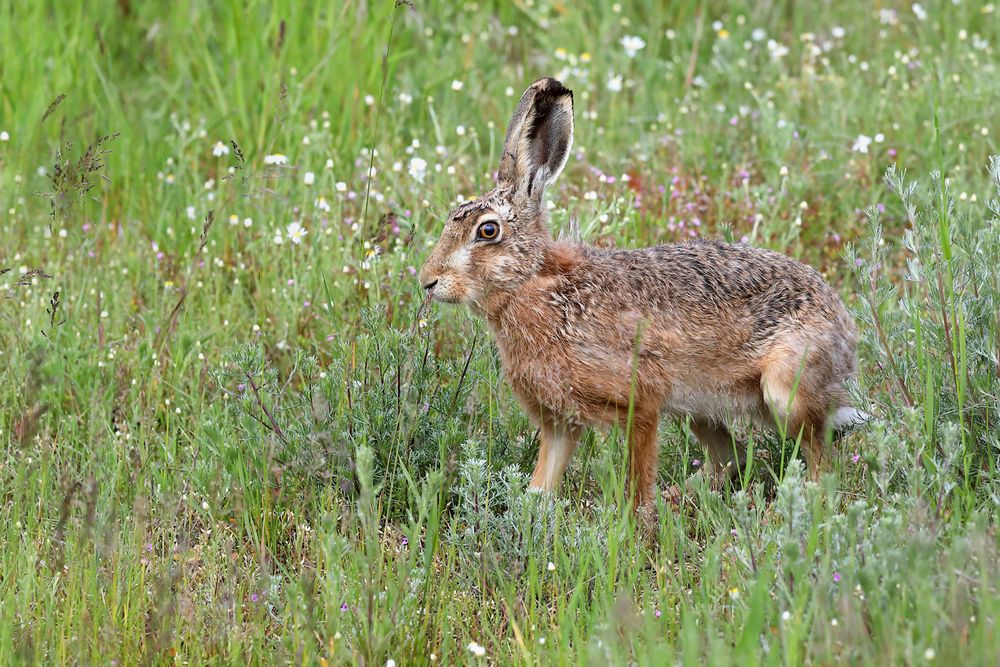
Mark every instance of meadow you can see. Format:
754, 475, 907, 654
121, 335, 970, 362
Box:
1, 0, 999, 663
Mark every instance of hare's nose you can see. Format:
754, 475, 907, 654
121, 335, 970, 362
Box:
422, 279, 438, 291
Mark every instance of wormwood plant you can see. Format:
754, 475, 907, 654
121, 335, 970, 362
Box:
848, 157, 1000, 491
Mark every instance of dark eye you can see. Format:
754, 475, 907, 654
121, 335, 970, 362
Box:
476, 220, 499, 241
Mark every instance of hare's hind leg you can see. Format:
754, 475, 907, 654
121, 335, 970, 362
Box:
689, 419, 745, 490
760, 356, 831, 479
529, 415, 582, 492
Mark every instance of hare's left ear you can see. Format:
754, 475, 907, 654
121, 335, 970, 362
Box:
496, 77, 574, 200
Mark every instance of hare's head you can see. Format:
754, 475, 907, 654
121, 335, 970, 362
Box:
419, 77, 574, 305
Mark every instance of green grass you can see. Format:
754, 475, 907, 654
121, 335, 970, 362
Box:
2, 0, 999, 664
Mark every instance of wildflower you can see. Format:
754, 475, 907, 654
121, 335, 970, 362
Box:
303, 171, 315, 185
286, 221, 307, 244
0, 130, 9, 141
467, 642, 486, 657
781, 610, 791, 621
852, 453, 861, 463
336, 181, 348, 192
729, 587, 740, 601
852, 134, 873, 153
831, 618, 839, 626
386, 661, 396, 667
833, 572, 841, 583
408, 157, 428, 182
718, 29, 730, 39
212, 141, 229, 156
399, 92, 413, 105
547, 561, 556, 571
654, 609, 662, 618
554, 47, 568, 60
831, 26, 846, 39
264, 154, 289, 165
580, 52, 592, 63
451, 79, 464, 91
340, 602, 348, 612
924, 648, 935, 660
251, 593, 259, 603
874, 133, 885, 143
751, 28, 766, 42
606, 72, 624, 92
692, 459, 701, 467
767, 39, 790, 59
780, 165, 789, 177
620, 35, 646, 58
364, 94, 375, 106
912, 3, 928, 21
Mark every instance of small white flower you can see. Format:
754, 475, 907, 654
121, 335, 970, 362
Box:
751, 28, 766, 42
212, 141, 229, 156
620, 35, 646, 58
768, 39, 790, 59
409, 157, 428, 182
781, 610, 791, 621
912, 3, 928, 21
336, 181, 348, 192
186, 206, 197, 220
467, 641, 486, 657
399, 92, 413, 105
386, 660, 396, 667
547, 561, 556, 571
779, 165, 789, 177
364, 94, 375, 106
831, 26, 846, 39
201, 500, 209, 510
451, 79, 464, 91
456, 125, 466, 136
273, 233, 284, 245
303, 171, 315, 185
0, 130, 9, 141
874, 133, 885, 143
924, 648, 935, 660
852, 134, 873, 154
264, 153, 289, 166
315, 196, 331, 212
606, 72, 624, 92
286, 221, 307, 244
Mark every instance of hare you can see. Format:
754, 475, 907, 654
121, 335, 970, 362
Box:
419, 77, 867, 508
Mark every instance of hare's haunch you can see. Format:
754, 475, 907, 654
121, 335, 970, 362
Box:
420, 77, 867, 507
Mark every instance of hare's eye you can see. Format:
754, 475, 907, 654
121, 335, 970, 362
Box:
476, 220, 500, 241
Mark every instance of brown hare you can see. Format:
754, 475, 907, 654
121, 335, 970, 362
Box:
419, 77, 867, 508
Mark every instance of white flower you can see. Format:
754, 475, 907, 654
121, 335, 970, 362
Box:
467, 642, 486, 657
303, 171, 315, 185
212, 141, 229, 156
767, 39, 790, 59
456, 125, 466, 136
286, 221, 307, 244
398, 92, 413, 105
186, 206, 196, 220
831, 26, 846, 39
852, 134, 873, 154
547, 561, 556, 571
451, 79, 464, 91
364, 94, 375, 106
751, 28, 766, 41
779, 165, 789, 176
264, 154, 288, 165
273, 233, 284, 245
620, 35, 646, 58
924, 648, 936, 660
874, 133, 885, 143
606, 72, 624, 92
315, 196, 331, 212
408, 157, 428, 182
0, 130, 9, 141
781, 610, 791, 621
386, 661, 396, 667
912, 3, 928, 21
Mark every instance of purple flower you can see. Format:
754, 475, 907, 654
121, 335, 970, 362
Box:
833, 572, 841, 583
401, 537, 409, 547
692, 459, 701, 468
251, 593, 259, 603
654, 609, 662, 618
851, 453, 861, 464
340, 602, 348, 612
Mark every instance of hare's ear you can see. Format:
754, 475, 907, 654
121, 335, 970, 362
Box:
497, 77, 574, 200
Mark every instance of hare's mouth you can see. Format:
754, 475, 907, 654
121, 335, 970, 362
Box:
422, 279, 439, 291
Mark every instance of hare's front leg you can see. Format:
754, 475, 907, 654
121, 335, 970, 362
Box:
626, 412, 661, 508
529, 415, 582, 492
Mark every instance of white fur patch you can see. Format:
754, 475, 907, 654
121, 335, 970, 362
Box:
830, 406, 871, 433
447, 247, 471, 272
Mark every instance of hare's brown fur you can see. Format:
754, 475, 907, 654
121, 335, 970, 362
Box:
420, 77, 863, 507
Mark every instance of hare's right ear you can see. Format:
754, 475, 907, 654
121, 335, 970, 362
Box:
496, 77, 574, 201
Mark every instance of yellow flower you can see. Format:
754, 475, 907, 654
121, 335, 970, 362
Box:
717, 29, 730, 39
580, 52, 592, 63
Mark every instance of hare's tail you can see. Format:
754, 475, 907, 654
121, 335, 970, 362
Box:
829, 406, 872, 440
